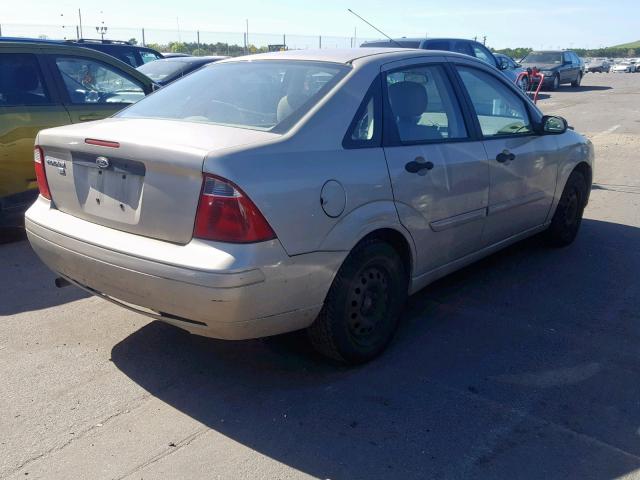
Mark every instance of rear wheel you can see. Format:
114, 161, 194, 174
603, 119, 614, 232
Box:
545, 171, 587, 247
307, 239, 408, 364
571, 72, 582, 88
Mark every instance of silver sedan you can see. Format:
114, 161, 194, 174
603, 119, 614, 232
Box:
26, 48, 594, 364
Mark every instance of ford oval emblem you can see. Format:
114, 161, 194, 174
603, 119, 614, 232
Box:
96, 156, 110, 169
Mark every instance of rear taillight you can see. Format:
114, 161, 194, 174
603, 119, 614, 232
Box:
193, 174, 276, 243
34, 146, 51, 200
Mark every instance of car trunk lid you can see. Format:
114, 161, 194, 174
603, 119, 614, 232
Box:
38, 118, 278, 244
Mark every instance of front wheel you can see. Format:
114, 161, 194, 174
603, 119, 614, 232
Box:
545, 171, 587, 247
307, 239, 408, 364
549, 74, 560, 91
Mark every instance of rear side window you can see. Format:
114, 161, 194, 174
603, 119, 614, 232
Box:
0, 53, 51, 106
119, 61, 349, 132
54, 56, 145, 105
385, 64, 467, 143
140, 51, 162, 64
452, 41, 474, 57
424, 40, 451, 51
472, 44, 497, 67
457, 66, 532, 137
344, 78, 381, 148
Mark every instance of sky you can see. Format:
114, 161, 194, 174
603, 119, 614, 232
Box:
1, 0, 638, 49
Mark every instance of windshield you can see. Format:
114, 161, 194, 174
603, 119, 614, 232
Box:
137, 60, 189, 82
522, 52, 562, 64
119, 60, 349, 131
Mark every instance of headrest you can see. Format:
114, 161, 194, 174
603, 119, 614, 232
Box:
388, 81, 428, 118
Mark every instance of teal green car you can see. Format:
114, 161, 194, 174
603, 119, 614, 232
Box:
0, 39, 154, 226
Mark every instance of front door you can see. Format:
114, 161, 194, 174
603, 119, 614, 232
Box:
0, 52, 71, 205
381, 61, 489, 276
45, 54, 147, 123
454, 64, 558, 245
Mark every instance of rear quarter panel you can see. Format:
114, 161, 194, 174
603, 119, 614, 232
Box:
202, 62, 402, 256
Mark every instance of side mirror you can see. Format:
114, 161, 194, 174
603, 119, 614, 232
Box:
541, 115, 568, 134
498, 58, 509, 70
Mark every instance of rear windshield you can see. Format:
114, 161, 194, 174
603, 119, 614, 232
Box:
522, 52, 562, 64
137, 60, 188, 82
118, 60, 349, 131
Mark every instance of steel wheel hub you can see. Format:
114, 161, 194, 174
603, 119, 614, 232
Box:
348, 266, 389, 341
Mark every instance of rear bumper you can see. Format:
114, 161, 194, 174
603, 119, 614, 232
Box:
25, 198, 346, 339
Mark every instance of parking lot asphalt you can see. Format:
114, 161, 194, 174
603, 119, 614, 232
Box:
1, 73, 640, 480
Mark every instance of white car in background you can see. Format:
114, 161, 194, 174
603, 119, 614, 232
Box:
612, 62, 633, 73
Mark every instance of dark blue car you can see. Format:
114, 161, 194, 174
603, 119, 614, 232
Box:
137, 56, 228, 86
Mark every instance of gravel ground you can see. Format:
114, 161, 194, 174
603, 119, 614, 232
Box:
1, 72, 640, 480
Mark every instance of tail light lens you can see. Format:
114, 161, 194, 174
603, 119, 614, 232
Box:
34, 146, 51, 200
193, 174, 276, 243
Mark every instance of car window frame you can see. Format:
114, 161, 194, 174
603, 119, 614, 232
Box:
44, 53, 147, 106
381, 61, 475, 147
0, 52, 57, 107
449, 60, 543, 140
342, 74, 383, 149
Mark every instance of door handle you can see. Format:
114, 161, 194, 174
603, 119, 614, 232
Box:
405, 156, 434, 174
79, 114, 102, 122
496, 150, 516, 163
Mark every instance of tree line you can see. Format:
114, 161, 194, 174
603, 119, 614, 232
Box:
127, 39, 638, 59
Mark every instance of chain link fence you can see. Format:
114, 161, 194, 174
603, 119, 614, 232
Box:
0, 24, 375, 55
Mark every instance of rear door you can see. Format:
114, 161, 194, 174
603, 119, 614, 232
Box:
453, 62, 558, 245
0, 52, 71, 202
381, 58, 489, 275
43, 54, 148, 123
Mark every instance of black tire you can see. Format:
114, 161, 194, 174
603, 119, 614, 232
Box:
307, 239, 408, 364
549, 74, 560, 91
545, 171, 587, 247
571, 72, 582, 88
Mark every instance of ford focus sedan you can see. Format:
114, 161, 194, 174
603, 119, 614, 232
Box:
25, 49, 594, 364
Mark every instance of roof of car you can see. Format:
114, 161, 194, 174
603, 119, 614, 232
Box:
221, 48, 467, 65
0, 37, 159, 51
155, 55, 228, 64
362, 37, 486, 45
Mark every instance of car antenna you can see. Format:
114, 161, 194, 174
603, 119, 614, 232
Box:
347, 8, 404, 48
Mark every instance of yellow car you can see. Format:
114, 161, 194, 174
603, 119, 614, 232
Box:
0, 39, 154, 226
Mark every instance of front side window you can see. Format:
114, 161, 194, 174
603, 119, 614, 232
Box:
0, 53, 51, 106
457, 66, 532, 137
119, 61, 349, 132
385, 65, 467, 143
54, 56, 145, 105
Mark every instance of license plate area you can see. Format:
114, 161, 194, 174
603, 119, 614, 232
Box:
72, 153, 145, 224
